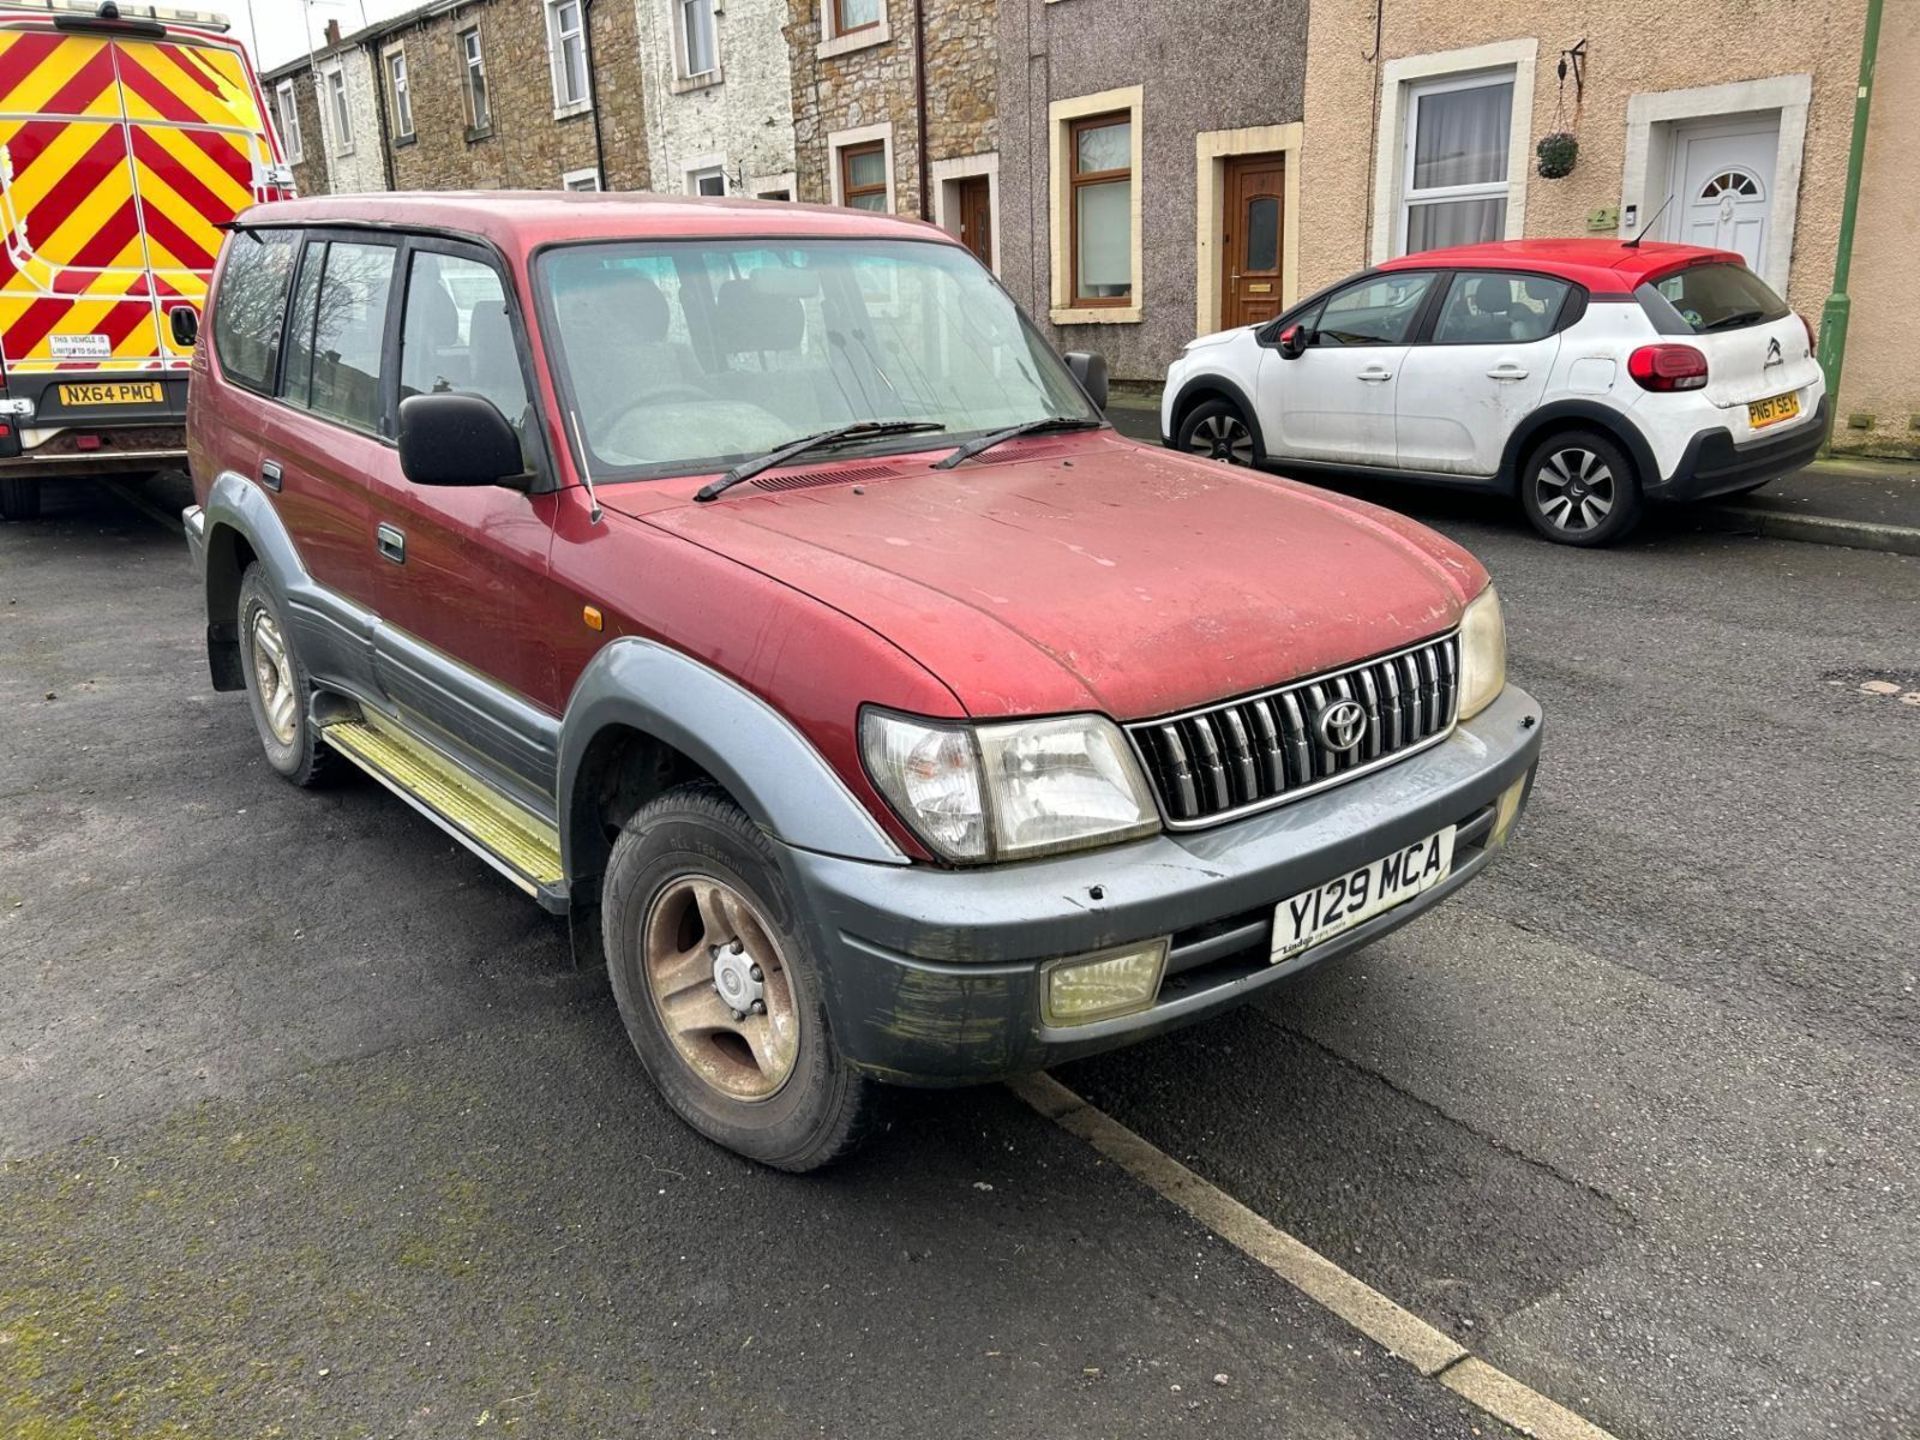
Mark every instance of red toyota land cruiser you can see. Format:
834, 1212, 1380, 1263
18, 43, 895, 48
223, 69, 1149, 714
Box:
182, 193, 1541, 1170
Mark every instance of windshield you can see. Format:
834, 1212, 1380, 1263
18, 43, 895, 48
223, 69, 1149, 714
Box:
1636, 262, 1789, 336
537, 238, 1100, 479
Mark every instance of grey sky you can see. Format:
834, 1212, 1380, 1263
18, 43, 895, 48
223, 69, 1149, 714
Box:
233, 0, 424, 72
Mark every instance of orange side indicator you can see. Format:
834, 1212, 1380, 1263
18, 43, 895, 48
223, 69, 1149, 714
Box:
583, 605, 604, 632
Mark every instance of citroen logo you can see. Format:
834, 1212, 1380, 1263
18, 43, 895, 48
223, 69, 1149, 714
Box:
1765, 337, 1783, 368
1314, 698, 1368, 753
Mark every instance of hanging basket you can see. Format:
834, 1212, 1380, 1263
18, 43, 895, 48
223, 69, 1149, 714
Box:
1536, 131, 1579, 180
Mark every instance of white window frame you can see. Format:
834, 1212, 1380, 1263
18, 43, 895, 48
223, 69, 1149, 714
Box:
1397, 71, 1513, 255
383, 42, 414, 140
828, 121, 894, 213
684, 155, 728, 196
460, 25, 490, 132
746, 170, 798, 201
273, 77, 302, 163
818, 0, 889, 60
546, 0, 593, 118
929, 152, 1000, 273
323, 64, 353, 156
1370, 39, 1535, 263
561, 166, 602, 192
675, 0, 720, 86
1047, 85, 1143, 325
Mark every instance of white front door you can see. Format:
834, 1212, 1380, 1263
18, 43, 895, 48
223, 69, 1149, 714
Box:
1672, 120, 1777, 273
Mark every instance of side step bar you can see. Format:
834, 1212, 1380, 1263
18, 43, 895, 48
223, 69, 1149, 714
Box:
320, 713, 568, 912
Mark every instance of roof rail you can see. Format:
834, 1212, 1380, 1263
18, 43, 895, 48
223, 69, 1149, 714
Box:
2, 1, 231, 32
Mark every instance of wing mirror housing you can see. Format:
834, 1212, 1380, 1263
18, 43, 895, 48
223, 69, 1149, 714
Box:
167, 304, 198, 349
1064, 350, 1109, 411
397, 393, 528, 489
1277, 323, 1308, 360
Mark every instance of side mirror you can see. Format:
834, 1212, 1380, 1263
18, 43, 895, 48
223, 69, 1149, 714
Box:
397, 392, 526, 488
1064, 350, 1109, 410
1277, 323, 1308, 360
168, 305, 198, 349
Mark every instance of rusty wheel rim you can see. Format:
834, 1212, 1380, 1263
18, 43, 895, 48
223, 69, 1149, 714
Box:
642, 875, 799, 1102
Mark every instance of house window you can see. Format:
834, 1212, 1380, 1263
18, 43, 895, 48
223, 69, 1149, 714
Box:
679, 0, 717, 79
324, 67, 352, 154
1400, 72, 1514, 253
385, 47, 413, 140
839, 141, 887, 211
833, 0, 881, 36
460, 27, 490, 131
687, 166, 726, 197
547, 0, 591, 112
273, 78, 302, 163
561, 167, 601, 192
1069, 113, 1132, 304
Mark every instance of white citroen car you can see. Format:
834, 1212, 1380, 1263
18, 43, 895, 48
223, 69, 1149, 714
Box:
1161, 239, 1828, 546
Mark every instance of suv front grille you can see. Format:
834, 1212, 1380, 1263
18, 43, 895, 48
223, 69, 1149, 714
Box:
1127, 633, 1460, 828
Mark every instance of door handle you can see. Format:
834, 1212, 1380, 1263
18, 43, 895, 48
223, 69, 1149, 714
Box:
376, 522, 406, 565
260, 459, 282, 492
1357, 366, 1393, 382
1486, 364, 1530, 380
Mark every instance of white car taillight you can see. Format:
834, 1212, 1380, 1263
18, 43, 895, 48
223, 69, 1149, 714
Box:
1627, 344, 1709, 392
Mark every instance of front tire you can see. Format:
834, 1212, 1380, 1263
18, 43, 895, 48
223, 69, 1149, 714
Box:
1519, 429, 1642, 546
1176, 397, 1258, 467
237, 563, 333, 786
603, 783, 877, 1172
0, 477, 40, 521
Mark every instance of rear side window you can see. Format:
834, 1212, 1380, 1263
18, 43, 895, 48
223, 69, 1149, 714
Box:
279, 240, 398, 434
1637, 262, 1788, 335
1431, 272, 1571, 344
211, 230, 298, 392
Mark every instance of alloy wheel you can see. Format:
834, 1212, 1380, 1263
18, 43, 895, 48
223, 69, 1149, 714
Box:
642, 875, 799, 1102
1534, 447, 1616, 533
1186, 412, 1255, 466
248, 606, 299, 746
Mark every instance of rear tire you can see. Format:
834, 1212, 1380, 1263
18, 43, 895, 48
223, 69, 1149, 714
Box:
1176, 397, 1258, 467
0, 477, 40, 521
1519, 429, 1642, 546
237, 563, 333, 787
603, 782, 878, 1172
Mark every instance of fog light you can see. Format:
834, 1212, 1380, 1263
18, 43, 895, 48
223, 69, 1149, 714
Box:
1042, 939, 1169, 1027
1489, 772, 1529, 847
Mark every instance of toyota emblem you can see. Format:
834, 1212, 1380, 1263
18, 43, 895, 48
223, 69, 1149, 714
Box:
1314, 697, 1368, 753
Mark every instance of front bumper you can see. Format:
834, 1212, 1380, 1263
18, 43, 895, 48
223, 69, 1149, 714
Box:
1653, 397, 1830, 501
787, 683, 1542, 1084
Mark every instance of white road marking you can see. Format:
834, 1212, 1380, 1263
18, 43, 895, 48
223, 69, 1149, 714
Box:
1009, 1072, 1622, 1440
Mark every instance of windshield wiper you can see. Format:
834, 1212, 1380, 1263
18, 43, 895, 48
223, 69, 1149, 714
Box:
695, 419, 947, 502
931, 415, 1105, 471
1701, 308, 1766, 332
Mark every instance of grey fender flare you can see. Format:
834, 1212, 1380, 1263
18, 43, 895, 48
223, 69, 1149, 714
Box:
557, 637, 908, 882
197, 470, 312, 689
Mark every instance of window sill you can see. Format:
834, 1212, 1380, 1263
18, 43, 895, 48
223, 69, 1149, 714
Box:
671, 68, 723, 94
465, 124, 494, 144
1051, 305, 1143, 325
817, 21, 889, 60
393, 132, 417, 148
553, 98, 594, 121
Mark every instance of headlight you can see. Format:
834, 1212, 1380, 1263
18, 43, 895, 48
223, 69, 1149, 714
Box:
861, 710, 1160, 863
1456, 584, 1507, 721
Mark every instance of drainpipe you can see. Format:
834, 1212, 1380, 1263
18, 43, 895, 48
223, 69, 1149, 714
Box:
1816, 0, 1883, 413
365, 33, 396, 190
912, 0, 930, 219
583, 0, 608, 189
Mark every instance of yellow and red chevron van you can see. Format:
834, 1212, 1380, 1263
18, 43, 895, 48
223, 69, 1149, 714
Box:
0, 0, 289, 519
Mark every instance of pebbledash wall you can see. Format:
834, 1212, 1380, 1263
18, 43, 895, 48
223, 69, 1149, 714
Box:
636, 0, 795, 199
308, 40, 388, 195
783, 0, 997, 225
996, 0, 1311, 383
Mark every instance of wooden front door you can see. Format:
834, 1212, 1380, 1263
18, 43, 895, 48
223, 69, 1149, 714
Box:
958, 174, 993, 269
1220, 154, 1286, 328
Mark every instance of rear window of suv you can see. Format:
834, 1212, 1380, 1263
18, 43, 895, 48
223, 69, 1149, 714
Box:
1636, 262, 1789, 336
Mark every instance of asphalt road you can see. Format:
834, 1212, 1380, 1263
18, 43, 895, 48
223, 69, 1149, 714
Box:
3, 468, 1916, 1439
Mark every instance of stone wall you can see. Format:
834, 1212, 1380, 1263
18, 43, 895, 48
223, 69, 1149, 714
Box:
264, 67, 331, 197
784, 0, 997, 217
634, 0, 795, 196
